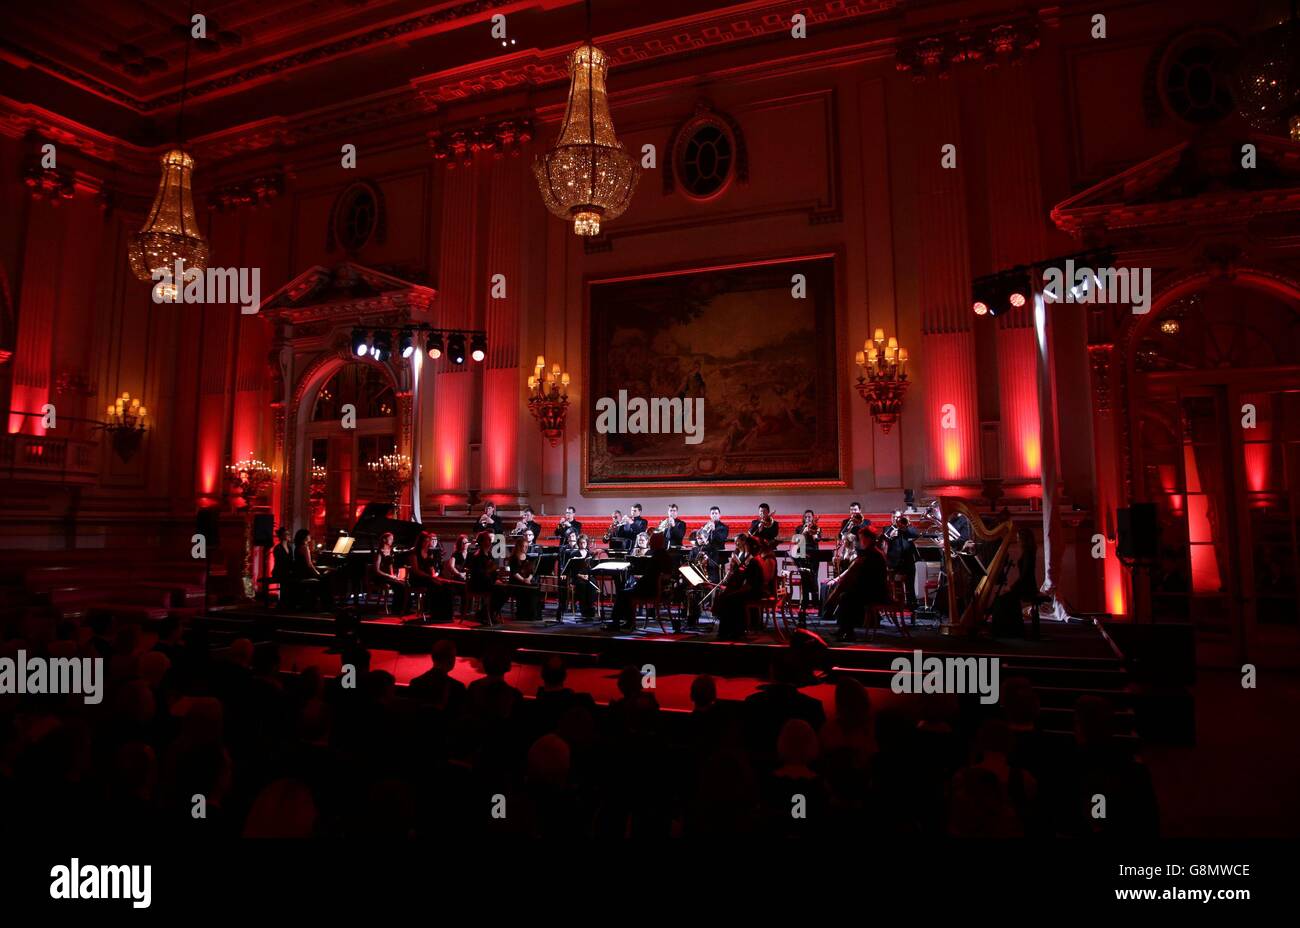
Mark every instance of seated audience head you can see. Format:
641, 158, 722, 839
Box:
481, 646, 514, 679
617, 664, 642, 701
527, 734, 571, 788
777, 718, 820, 769
430, 638, 456, 672
474, 530, 494, 553
1074, 694, 1115, 748
690, 674, 717, 710
229, 638, 254, 669
541, 654, 567, 690
834, 677, 871, 731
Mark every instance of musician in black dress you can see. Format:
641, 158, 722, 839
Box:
558, 533, 597, 619
749, 503, 780, 547
370, 531, 410, 614
407, 531, 453, 623
608, 531, 672, 631
291, 529, 333, 610
466, 531, 500, 624
475, 502, 504, 537
553, 506, 583, 541
713, 534, 764, 640
495, 536, 542, 621
269, 527, 294, 606
884, 514, 920, 608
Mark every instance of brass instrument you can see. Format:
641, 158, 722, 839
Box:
940, 496, 1016, 635
602, 515, 620, 543
510, 516, 530, 536
658, 515, 676, 533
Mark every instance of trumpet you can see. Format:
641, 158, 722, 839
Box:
658, 515, 676, 533
693, 521, 715, 545
510, 517, 529, 536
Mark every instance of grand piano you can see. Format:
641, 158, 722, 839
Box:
317, 502, 423, 602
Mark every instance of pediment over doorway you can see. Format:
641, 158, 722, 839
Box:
260, 261, 436, 325
1051, 132, 1300, 238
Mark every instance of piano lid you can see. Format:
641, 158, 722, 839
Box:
348, 502, 423, 549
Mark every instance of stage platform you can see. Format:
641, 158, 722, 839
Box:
199, 601, 1133, 726
197, 601, 1140, 739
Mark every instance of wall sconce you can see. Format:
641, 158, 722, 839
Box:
854, 329, 910, 433
101, 391, 148, 462
527, 355, 570, 446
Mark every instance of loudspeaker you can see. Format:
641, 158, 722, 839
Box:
252, 513, 276, 547
195, 508, 221, 550
1117, 504, 1159, 560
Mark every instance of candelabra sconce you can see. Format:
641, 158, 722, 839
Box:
226, 453, 274, 508
854, 329, 910, 434
527, 355, 570, 447
100, 392, 149, 462
367, 453, 413, 506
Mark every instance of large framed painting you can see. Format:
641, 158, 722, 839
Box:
583, 253, 846, 490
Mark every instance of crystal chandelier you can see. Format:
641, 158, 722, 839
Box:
534, 1, 639, 236
128, 11, 208, 296
526, 355, 571, 446
1236, 9, 1300, 140
854, 329, 911, 433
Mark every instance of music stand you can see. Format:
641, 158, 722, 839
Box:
331, 536, 356, 556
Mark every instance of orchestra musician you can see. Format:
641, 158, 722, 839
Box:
370, 531, 411, 614
839, 502, 867, 536
511, 506, 543, 541
607, 531, 672, 631
407, 531, 453, 623
558, 533, 598, 620
270, 527, 294, 582
793, 509, 822, 622
476, 502, 504, 536
466, 531, 500, 624
554, 506, 583, 541
749, 502, 780, 546
630, 531, 651, 558
691, 506, 729, 580
823, 526, 889, 642
884, 512, 920, 609
657, 503, 687, 547
615, 504, 648, 548
603, 509, 626, 551
291, 529, 333, 610
496, 536, 542, 621
713, 534, 764, 640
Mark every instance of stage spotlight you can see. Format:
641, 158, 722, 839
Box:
1009, 290, 1026, 308
470, 333, 486, 362
399, 327, 415, 359
973, 301, 988, 316
371, 329, 392, 362
352, 328, 370, 357
427, 331, 443, 360
448, 332, 466, 365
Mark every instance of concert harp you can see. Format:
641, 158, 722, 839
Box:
940, 497, 1016, 636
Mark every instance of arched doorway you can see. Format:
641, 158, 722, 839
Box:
304, 362, 400, 539
1130, 279, 1300, 664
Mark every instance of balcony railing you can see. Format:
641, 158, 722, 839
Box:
0, 424, 101, 485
